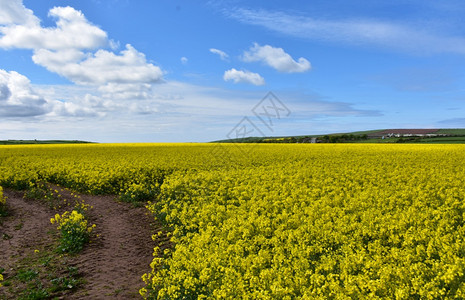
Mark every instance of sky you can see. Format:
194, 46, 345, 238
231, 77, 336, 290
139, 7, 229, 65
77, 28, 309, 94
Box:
1, 0, 465, 142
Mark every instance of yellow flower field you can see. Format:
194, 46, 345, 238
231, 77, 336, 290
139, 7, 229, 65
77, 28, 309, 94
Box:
1, 143, 465, 298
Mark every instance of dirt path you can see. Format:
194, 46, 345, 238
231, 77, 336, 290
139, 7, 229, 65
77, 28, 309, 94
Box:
0, 190, 55, 270
0, 189, 159, 299
70, 194, 157, 299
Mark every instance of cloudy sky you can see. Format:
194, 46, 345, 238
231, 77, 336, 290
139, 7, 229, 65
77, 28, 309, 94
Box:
1, 0, 465, 142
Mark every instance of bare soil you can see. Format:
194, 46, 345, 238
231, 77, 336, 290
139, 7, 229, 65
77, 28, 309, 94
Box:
0, 190, 55, 271
0, 188, 160, 299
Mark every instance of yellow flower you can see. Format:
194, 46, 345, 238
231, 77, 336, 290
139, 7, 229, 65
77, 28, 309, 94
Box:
0, 186, 5, 206
3, 143, 465, 298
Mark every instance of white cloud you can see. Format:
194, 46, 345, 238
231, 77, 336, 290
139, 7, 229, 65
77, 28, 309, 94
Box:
223, 68, 265, 85
0, 5, 107, 50
228, 8, 465, 55
51, 100, 103, 118
210, 48, 229, 61
0, 69, 114, 119
129, 101, 159, 115
0, 69, 50, 117
242, 43, 311, 73
33, 48, 85, 66
0, 80, 381, 142
32, 44, 164, 86
1, 1, 164, 100
0, 0, 37, 25
0, 1, 172, 132
98, 83, 153, 101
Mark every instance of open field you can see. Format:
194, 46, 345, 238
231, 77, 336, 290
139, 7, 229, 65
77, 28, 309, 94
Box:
436, 129, 465, 135
214, 128, 465, 144
0, 140, 94, 145
1, 144, 465, 298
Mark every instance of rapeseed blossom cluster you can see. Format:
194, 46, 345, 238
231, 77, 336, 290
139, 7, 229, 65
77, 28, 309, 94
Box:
0, 186, 6, 216
51, 210, 95, 253
1, 143, 465, 298
141, 144, 465, 299
0, 186, 5, 206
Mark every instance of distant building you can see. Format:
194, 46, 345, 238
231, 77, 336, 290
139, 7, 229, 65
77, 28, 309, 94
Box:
368, 129, 446, 139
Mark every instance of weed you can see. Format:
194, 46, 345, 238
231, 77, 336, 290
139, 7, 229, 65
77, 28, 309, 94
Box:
17, 268, 39, 282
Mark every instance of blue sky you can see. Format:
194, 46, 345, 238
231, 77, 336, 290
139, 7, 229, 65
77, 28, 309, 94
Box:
1, 0, 465, 142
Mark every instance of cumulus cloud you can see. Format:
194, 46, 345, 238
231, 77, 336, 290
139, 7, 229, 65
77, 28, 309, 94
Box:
223, 68, 265, 85
210, 48, 229, 61
242, 43, 311, 73
1, 1, 164, 96
0, 5, 107, 50
0, 69, 50, 117
32, 44, 164, 86
0, 69, 115, 118
0, 0, 37, 25
0, 1, 170, 125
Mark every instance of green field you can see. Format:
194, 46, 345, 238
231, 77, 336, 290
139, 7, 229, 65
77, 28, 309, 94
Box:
436, 129, 465, 135
213, 128, 465, 144
0, 140, 94, 145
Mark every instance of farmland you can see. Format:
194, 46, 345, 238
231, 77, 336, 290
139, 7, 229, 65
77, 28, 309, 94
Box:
214, 128, 465, 144
1, 144, 465, 298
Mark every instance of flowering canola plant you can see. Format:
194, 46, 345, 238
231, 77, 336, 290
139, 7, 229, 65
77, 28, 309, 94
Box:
141, 144, 465, 299
0, 186, 5, 205
0, 186, 6, 216
1, 143, 465, 298
51, 210, 95, 254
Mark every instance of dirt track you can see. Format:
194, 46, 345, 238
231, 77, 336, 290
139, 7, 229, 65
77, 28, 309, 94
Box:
0, 188, 158, 299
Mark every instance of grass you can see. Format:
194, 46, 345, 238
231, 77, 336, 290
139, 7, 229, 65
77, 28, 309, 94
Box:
0, 140, 94, 145
416, 136, 465, 143
212, 128, 465, 144
1, 188, 85, 299
330, 129, 386, 136
0, 242, 83, 299
0, 206, 7, 218
435, 128, 465, 135
348, 137, 400, 143
211, 136, 269, 143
